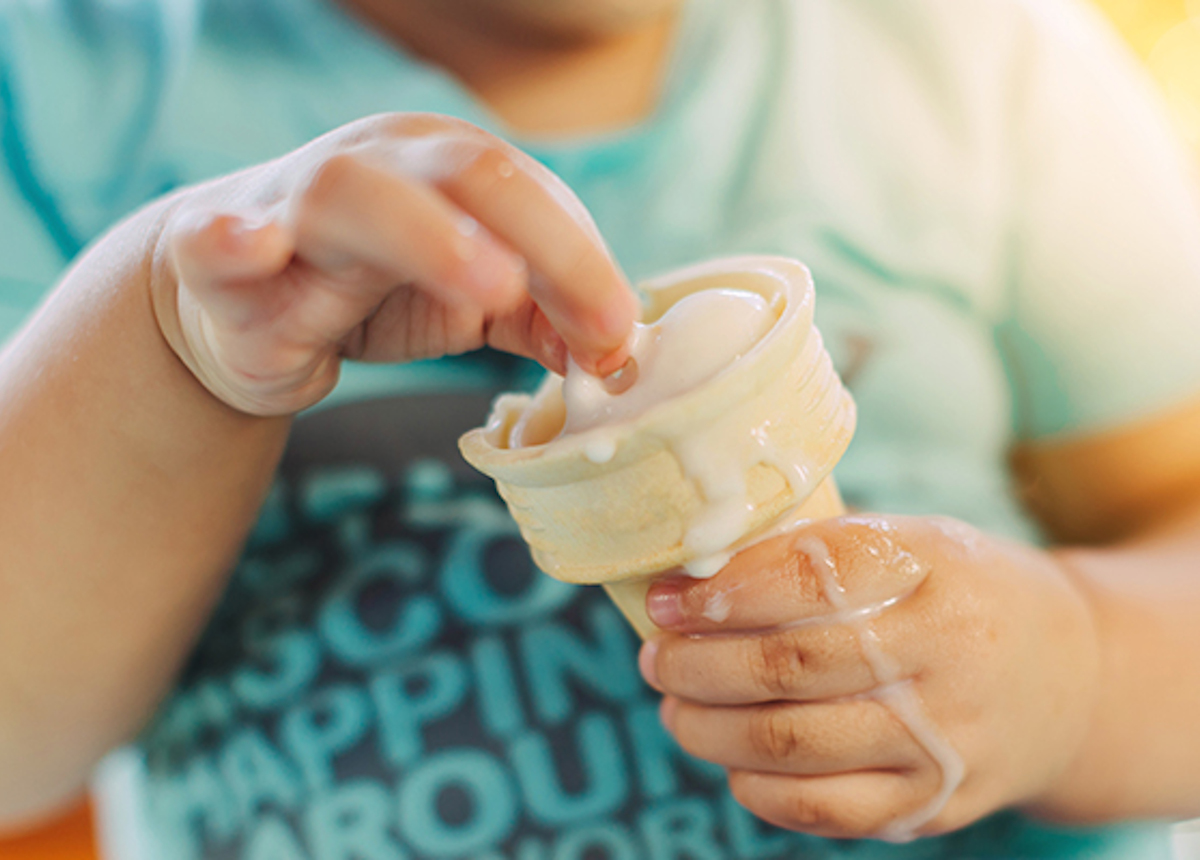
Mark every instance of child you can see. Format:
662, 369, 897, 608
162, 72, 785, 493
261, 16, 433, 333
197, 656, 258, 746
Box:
2, 0, 1200, 857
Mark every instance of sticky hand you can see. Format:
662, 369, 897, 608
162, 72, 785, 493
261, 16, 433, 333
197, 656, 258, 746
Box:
639, 515, 1099, 840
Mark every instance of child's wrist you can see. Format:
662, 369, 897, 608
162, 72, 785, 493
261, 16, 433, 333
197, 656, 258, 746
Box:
1018, 548, 1115, 823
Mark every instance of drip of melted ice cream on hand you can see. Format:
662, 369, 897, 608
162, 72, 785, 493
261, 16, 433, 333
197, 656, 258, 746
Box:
561, 287, 774, 436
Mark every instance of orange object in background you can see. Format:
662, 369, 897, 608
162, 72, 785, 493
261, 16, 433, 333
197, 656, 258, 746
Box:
0, 799, 98, 860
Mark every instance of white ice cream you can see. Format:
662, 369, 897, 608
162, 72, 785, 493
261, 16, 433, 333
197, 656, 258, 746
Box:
561, 288, 774, 435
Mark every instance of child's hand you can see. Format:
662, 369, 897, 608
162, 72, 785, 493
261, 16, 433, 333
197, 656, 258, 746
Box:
150, 113, 639, 416
638, 515, 1100, 840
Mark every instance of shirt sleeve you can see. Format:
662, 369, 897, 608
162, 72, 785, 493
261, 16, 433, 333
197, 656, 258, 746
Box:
0, 13, 69, 349
998, 0, 1200, 440
0, 0, 196, 349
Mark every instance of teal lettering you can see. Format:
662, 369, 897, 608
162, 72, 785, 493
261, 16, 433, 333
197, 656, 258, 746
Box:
624, 702, 723, 800
511, 712, 627, 827
639, 799, 723, 860
154, 679, 236, 749
370, 652, 468, 767
440, 518, 574, 626
397, 750, 518, 857
471, 636, 525, 740
232, 629, 321, 712
280, 686, 371, 792
244, 814, 311, 860
405, 460, 455, 503
722, 792, 791, 860
219, 728, 302, 822
319, 543, 441, 666
553, 824, 640, 860
304, 781, 406, 860
521, 606, 640, 724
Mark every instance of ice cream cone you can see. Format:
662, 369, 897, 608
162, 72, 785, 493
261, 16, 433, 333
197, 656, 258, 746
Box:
459, 256, 856, 639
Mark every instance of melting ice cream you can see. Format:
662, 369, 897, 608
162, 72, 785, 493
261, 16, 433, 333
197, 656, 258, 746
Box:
561, 288, 774, 434
504, 286, 775, 451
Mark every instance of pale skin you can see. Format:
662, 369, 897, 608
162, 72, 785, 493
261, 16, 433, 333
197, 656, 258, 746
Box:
2, 0, 1200, 844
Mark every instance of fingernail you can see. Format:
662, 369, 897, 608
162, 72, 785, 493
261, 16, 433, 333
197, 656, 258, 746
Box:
647, 582, 684, 628
638, 640, 660, 688
602, 356, 638, 395
594, 344, 633, 378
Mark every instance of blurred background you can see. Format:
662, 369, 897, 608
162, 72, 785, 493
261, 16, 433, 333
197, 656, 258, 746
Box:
1096, 0, 1200, 157
0, 1, 1197, 858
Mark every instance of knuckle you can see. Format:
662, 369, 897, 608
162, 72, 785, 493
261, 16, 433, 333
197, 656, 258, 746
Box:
749, 707, 805, 763
728, 773, 843, 836
164, 206, 226, 272
785, 791, 881, 839
785, 794, 841, 833
748, 634, 809, 698
301, 152, 362, 212
730, 773, 903, 841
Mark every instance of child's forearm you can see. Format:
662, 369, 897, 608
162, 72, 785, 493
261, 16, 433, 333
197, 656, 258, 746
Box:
0, 114, 640, 832
0, 202, 289, 830
1027, 506, 1200, 823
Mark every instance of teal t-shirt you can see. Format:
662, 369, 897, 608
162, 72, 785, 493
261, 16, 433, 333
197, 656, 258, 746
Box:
4, 0, 1200, 858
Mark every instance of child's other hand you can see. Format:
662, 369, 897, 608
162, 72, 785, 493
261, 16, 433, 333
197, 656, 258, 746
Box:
638, 515, 1100, 840
150, 114, 639, 416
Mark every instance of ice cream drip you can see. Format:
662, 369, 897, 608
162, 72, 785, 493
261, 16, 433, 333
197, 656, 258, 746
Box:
794, 533, 966, 842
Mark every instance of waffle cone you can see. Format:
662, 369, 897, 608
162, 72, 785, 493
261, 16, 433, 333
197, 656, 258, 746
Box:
459, 256, 856, 637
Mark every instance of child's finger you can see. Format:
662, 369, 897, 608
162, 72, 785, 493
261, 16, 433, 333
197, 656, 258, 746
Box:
645, 517, 932, 635
431, 141, 639, 375
662, 696, 924, 776
290, 153, 527, 312
641, 624, 880, 705
727, 768, 940, 841
168, 211, 295, 325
